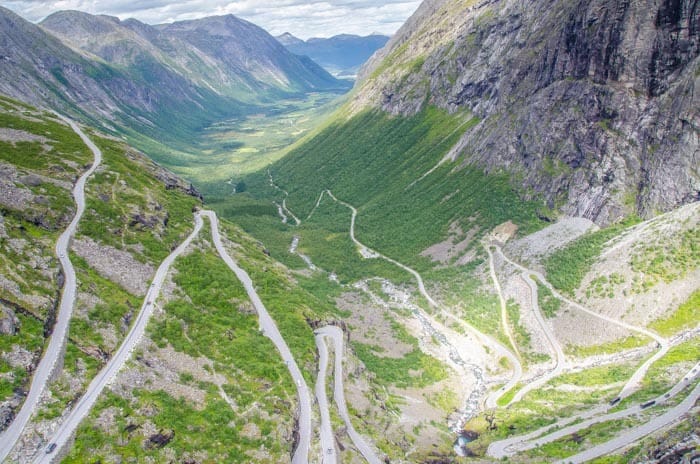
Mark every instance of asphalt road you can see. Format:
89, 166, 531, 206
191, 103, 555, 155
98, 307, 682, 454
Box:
0, 115, 102, 463
33, 214, 204, 463
201, 211, 312, 464
315, 326, 383, 464
35, 210, 314, 463
326, 190, 521, 419
314, 330, 338, 464
557, 376, 700, 464
489, 361, 700, 460
503, 252, 568, 404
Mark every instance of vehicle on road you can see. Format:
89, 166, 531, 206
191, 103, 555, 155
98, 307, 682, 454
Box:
45, 443, 56, 454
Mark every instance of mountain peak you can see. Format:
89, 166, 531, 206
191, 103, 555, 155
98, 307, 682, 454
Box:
277, 32, 304, 46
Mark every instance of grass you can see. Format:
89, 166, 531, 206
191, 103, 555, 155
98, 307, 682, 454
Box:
352, 320, 448, 388
78, 134, 200, 263
537, 280, 562, 318
566, 334, 651, 358
544, 217, 640, 295
649, 290, 700, 336
630, 227, 699, 290
68, 240, 298, 462
619, 338, 700, 406
0, 100, 95, 405
232, 107, 545, 271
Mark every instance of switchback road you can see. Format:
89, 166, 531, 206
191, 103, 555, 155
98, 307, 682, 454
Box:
0, 115, 101, 462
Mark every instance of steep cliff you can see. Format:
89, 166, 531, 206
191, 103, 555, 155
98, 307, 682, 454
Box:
354, 0, 699, 224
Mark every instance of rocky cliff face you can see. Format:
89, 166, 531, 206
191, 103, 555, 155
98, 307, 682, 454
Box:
355, 0, 699, 224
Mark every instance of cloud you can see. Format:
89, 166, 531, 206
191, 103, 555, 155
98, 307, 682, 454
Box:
1, 0, 422, 38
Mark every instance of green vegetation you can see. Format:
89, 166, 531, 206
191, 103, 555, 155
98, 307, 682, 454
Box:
566, 335, 651, 358
586, 272, 625, 299
544, 217, 640, 294
426, 263, 505, 341
620, 338, 700, 406
649, 290, 700, 336
630, 227, 700, 291
536, 280, 561, 318
352, 322, 448, 388
228, 107, 545, 272
528, 418, 640, 460
68, 243, 296, 462
69, 255, 142, 353
0, 99, 95, 405
79, 132, 199, 263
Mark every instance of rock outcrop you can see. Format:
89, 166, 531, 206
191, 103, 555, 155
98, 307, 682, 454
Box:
355, 0, 700, 224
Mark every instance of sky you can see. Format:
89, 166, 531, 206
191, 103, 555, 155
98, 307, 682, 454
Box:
1, 0, 422, 39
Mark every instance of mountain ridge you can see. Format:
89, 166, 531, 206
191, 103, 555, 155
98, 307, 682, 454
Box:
0, 6, 347, 163
276, 32, 390, 78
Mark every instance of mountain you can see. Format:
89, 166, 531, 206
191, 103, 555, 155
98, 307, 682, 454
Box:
276, 32, 304, 47
277, 33, 390, 78
0, 7, 347, 161
353, 0, 699, 225
156, 15, 342, 93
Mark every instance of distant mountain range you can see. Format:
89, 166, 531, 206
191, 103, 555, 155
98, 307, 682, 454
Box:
276, 32, 389, 78
0, 7, 348, 153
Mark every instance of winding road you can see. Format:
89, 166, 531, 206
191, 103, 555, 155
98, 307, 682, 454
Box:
324, 191, 522, 423
0, 115, 102, 463
314, 326, 383, 464
494, 245, 669, 402
11, 119, 313, 463
33, 215, 204, 464
33, 211, 314, 464
508, 273, 568, 404
489, 361, 700, 461
199, 211, 313, 464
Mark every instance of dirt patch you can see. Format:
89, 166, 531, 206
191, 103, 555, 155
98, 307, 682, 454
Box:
420, 222, 479, 265
336, 290, 413, 358
111, 342, 223, 409
73, 237, 154, 296
0, 164, 34, 211
0, 128, 53, 152
491, 221, 518, 242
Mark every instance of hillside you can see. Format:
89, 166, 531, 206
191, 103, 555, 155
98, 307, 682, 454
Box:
215, 0, 700, 461
277, 33, 390, 78
0, 96, 333, 463
0, 0, 698, 463
0, 95, 200, 442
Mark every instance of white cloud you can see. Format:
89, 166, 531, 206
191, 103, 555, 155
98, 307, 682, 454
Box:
1, 0, 422, 38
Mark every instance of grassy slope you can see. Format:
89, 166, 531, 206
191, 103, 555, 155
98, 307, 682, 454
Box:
222, 107, 546, 270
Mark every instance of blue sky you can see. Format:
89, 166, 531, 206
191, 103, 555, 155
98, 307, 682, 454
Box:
2, 0, 422, 38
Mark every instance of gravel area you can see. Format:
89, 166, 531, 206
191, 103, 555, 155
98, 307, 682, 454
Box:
578, 203, 700, 325
551, 302, 630, 347
72, 237, 154, 296
506, 217, 597, 263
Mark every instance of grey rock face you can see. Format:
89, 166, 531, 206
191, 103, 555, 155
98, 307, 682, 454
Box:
0, 305, 19, 335
357, 0, 700, 224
